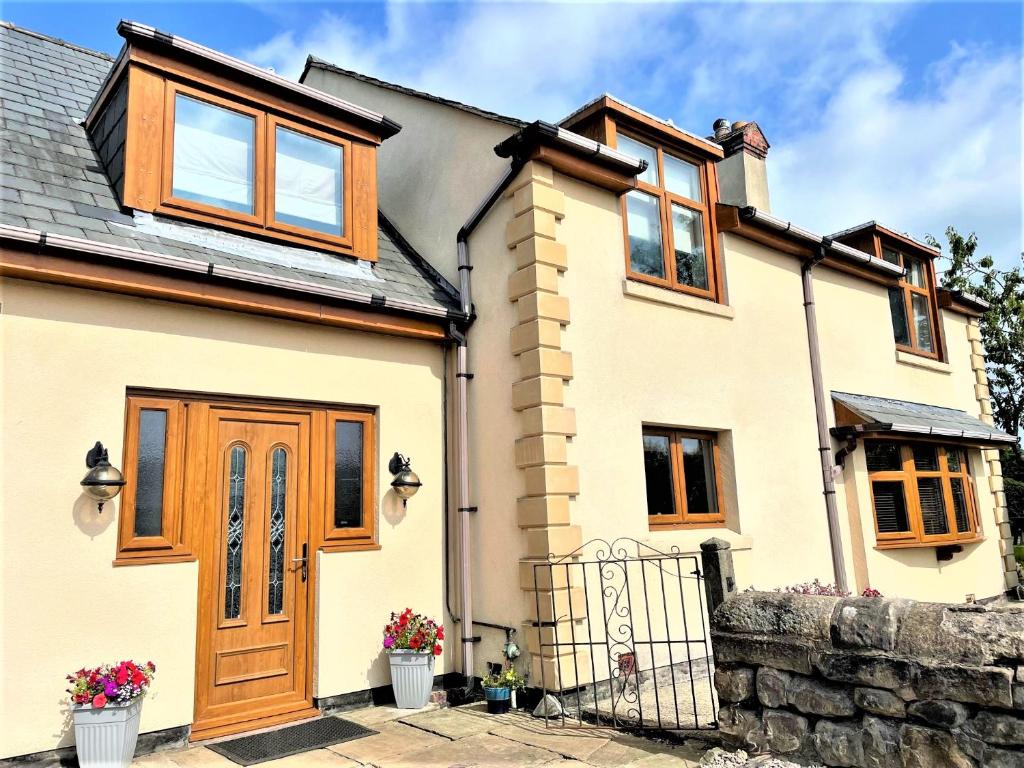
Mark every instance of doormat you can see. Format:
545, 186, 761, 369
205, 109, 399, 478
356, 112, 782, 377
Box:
207, 717, 377, 766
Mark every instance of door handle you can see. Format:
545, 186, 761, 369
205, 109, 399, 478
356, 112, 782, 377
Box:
292, 543, 308, 582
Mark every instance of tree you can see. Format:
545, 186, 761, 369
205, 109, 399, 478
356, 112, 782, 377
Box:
927, 227, 1023, 545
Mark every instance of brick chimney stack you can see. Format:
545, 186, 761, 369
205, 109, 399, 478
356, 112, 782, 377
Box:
712, 119, 771, 212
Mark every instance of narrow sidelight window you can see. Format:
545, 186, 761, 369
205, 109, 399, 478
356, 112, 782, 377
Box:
273, 126, 344, 236
643, 427, 724, 528
224, 445, 248, 620
865, 440, 979, 547
617, 132, 719, 301
267, 447, 288, 616
117, 396, 187, 562
323, 410, 376, 549
171, 94, 255, 214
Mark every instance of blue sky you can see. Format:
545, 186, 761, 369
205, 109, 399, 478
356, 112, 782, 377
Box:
6, 1, 1022, 269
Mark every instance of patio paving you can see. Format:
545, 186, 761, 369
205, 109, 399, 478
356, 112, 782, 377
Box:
131, 702, 713, 767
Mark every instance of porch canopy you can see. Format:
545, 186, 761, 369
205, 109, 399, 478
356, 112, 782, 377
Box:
831, 391, 1017, 447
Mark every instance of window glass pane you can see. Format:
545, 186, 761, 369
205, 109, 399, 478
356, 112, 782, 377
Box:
267, 448, 287, 616
912, 445, 939, 472
866, 442, 901, 472
134, 409, 167, 538
917, 477, 949, 536
911, 293, 934, 352
643, 434, 675, 516
871, 480, 910, 533
681, 438, 718, 515
946, 449, 961, 473
172, 94, 254, 214
888, 288, 911, 346
616, 135, 659, 186
626, 191, 665, 278
671, 204, 708, 290
334, 421, 364, 529
664, 153, 701, 201
882, 248, 902, 266
275, 127, 344, 236
224, 445, 247, 620
906, 256, 927, 288
950, 477, 972, 533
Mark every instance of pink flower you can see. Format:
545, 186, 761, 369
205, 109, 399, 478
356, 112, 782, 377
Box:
92, 694, 107, 709
383, 636, 395, 649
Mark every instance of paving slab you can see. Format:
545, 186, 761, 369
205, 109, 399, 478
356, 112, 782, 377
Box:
152, 747, 236, 767
383, 731, 560, 768
259, 749, 361, 767
327, 720, 449, 764
340, 702, 437, 728
488, 722, 612, 762
399, 706, 495, 740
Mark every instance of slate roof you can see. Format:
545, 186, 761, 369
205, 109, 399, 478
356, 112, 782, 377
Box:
0, 22, 460, 318
832, 391, 1017, 446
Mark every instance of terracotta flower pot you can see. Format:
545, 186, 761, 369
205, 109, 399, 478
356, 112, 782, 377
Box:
72, 698, 143, 768
388, 649, 435, 708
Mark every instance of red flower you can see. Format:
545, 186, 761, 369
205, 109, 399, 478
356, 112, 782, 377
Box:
131, 671, 145, 687
409, 635, 423, 650
432, 644, 442, 656
116, 669, 129, 686
399, 614, 409, 627
92, 694, 107, 709
436, 627, 445, 640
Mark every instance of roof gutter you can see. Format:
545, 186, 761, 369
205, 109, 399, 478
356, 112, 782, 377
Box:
0, 224, 465, 324
494, 121, 647, 176
739, 207, 905, 279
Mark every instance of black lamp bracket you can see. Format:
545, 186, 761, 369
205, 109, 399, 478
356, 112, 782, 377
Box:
85, 441, 110, 468
389, 452, 412, 475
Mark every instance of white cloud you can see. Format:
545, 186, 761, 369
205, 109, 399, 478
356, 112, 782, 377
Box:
770, 43, 1023, 269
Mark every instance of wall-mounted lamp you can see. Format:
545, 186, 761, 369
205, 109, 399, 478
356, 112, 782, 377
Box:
80, 442, 126, 512
388, 453, 422, 508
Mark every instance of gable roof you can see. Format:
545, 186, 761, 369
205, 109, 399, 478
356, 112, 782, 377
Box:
302, 56, 526, 129
0, 22, 460, 322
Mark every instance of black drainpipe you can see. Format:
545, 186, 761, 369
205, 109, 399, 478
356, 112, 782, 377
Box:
802, 239, 849, 593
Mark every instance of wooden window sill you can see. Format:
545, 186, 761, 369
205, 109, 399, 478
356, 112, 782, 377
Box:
113, 553, 197, 567
874, 536, 983, 551
623, 279, 735, 319
895, 349, 951, 374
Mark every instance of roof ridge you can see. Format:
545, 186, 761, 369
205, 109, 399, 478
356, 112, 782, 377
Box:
302, 56, 526, 129
0, 20, 113, 61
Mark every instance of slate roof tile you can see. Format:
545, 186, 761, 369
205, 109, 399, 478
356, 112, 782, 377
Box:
0, 22, 459, 317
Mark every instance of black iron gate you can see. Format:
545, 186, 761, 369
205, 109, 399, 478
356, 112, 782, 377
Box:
530, 537, 718, 732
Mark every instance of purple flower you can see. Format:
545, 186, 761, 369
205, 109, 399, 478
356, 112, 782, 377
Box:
103, 680, 119, 697
383, 636, 395, 649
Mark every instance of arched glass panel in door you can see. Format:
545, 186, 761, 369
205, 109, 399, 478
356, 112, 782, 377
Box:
224, 445, 248, 620
267, 447, 288, 615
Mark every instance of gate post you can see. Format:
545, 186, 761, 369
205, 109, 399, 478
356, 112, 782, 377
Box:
700, 538, 736, 617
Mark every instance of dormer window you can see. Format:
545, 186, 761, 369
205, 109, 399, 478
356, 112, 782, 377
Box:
85, 23, 398, 261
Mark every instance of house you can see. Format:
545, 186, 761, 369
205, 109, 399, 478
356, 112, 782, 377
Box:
0, 19, 1016, 761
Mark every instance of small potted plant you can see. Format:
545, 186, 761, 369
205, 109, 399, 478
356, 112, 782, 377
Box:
481, 665, 525, 714
382, 608, 443, 708
66, 660, 156, 768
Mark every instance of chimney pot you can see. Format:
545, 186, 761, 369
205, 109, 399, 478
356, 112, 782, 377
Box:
713, 118, 732, 139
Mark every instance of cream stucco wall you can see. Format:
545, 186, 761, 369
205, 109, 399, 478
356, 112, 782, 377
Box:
0, 279, 449, 759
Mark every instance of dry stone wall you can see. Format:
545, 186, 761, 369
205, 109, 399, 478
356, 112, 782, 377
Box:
711, 591, 1024, 767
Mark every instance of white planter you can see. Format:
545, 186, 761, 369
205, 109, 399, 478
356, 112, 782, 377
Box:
72, 698, 143, 768
388, 650, 435, 709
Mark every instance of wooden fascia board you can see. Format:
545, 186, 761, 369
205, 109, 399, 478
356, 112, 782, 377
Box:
875, 226, 940, 260
530, 145, 637, 194
0, 245, 447, 341
937, 289, 985, 318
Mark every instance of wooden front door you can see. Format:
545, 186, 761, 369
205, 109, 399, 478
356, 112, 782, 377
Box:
192, 406, 316, 739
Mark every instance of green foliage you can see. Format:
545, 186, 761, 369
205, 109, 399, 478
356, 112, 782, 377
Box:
482, 666, 526, 690
927, 227, 1024, 439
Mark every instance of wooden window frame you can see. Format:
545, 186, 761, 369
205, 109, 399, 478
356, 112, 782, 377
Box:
321, 409, 377, 552
156, 82, 356, 255
115, 396, 191, 564
866, 440, 981, 549
878, 238, 944, 360
616, 130, 722, 303
645, 427, 726, 530
266, 115, 354, 250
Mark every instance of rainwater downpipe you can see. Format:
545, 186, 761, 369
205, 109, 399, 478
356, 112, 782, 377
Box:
802, 240, 849, 593
451, 158, 527, 687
